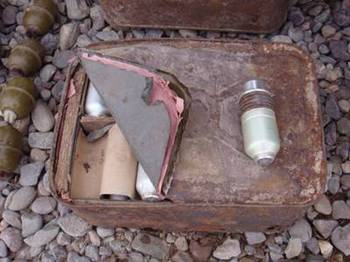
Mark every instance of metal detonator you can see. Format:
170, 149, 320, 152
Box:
239, 80, 280, 166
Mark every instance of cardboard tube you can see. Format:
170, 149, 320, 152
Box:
99, 124, 137, 199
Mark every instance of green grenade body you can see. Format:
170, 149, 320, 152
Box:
8, 39, 45, 76
23, 0, 57, 36
0, 124, 23, 173
0, 77, 38, 120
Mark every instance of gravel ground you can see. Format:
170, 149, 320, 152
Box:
0, 0, 350, 261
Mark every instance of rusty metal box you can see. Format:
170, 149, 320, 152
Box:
50, 39, 326, 232
100, 0, 290, 33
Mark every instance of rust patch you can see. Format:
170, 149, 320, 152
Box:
83, 162, 90, 173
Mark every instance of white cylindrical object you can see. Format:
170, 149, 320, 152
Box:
85, 82, 110, 117
239, 80, 280, 166
136, 164, 160, 201
241, 107, 280, 166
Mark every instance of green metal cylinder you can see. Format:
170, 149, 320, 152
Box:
8, 38, 45, 76
0, 124, 23, 173
0, 77, 38, 121
23, 0, 57, 36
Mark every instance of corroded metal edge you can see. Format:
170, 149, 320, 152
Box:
100, 0, 289, 33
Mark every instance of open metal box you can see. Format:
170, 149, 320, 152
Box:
49, 39, 326, 232
100, 0, 290, 33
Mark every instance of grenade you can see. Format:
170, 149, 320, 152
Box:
0, 123, 23, 173
0, 77, 38, 124
23, 0, 57, 36
8, 38, 45, 76
239, 80, 280, 166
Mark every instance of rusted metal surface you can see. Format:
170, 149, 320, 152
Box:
100, 0, 290, 33
50, 39, 326, 232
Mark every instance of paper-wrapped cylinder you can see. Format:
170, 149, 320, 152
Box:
99, 124, 137, 199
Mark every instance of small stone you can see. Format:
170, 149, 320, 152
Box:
76, 34, 92, 47
53, 50, 76, 69
288, 9, 305, 26
342, 162, 350, 174
175, 236, 188, 251
19, 161, 44, 186
88, 230, 100, 246
31, 197, 56, 214
32, 100, 55, 132
67, 251, 91, 262
21, 212, 43, 238
5, 186, 36, 211
244, 232, 266, 245
24, 224, 59, 247
145, 29, 163, 38
2, 210, 21, 229
59, 23, 80, 50
289, 218, 312, 243
131, 29, 145, 39
313, 220, 338, 239
0, 227, 22, 252
330, 40, 350, 61
318, 240, 333, 258
41, 33, 58, 55
309, 5, 323, 16
58, 213, 90, 237
131, 233, 169, 260
270, 251, 283, 261
28, 132, 54, 149
332, 200, 350, 219
96, 227, 114, 238
213, 238, 241, 260
65, 0, 89, 20
51, 80, 64, 101
96, 30, 120, 41
326, 94, 342, 119
41, 252, 55, 262
30, 149, 48, 162
337, 117, 350, 136
338, 99, 350, 113
57, 232, 72, 246
40, 64, 57, 83
85, 244, 99, 261
288, 27, 304, 42
319, 44, 330, 54
306, 238, 320, 255
321, 25, 337, 38
99, 246, 112, 257
328, 176, 340, 194
90, 6, 105, 31
39, 89, 51, 102
166, 233, 176, 243
50, 244, 67, 261
314, 195, 332, 215
285, 238, 302, 259
109, 239, 124, 254
331, 224, 350, 256
172, 251, 193, 262
2, 6, 17, 25
128, 252, 144, 262
179, 30, 198, 38
271, 35, 292, 43
0, 240, 8, 258
189, 240, 212, 262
